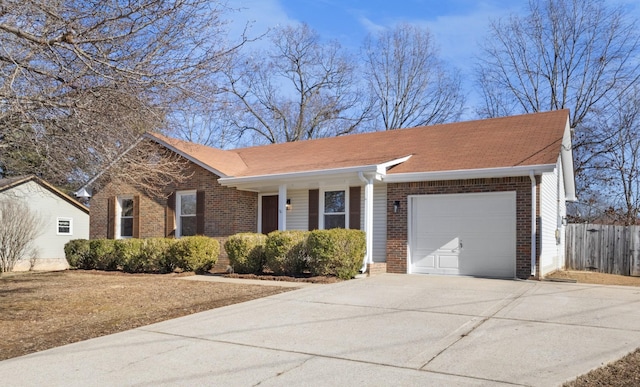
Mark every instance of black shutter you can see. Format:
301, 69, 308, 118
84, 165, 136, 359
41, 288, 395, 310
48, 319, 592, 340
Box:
166, 192, 175, 238
349, 186, 361, 230
133, 195, 140, 238
308, 189, 319, 230
196, 190, 205, 235
107, 196, 115, 239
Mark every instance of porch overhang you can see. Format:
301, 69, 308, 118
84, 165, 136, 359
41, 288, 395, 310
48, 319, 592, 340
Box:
218, 155, 411, 192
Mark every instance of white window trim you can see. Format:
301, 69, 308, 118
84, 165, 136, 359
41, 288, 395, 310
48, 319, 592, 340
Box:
115, 195, 133, 239
319, 186, 350, 230
56, 217, 73, 235
176, 190, 197, 238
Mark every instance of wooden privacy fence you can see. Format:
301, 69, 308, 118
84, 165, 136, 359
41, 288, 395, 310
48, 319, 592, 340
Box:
565, 223, 640, 276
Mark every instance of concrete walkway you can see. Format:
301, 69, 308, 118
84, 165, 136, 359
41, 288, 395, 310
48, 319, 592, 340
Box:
3, 274, 640, 386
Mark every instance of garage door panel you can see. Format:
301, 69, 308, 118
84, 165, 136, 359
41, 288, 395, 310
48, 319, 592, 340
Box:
410, 192, 516, 278
413, 252, 435, 269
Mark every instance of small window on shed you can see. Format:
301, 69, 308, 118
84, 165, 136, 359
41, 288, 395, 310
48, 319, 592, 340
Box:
57, 218, 73, 235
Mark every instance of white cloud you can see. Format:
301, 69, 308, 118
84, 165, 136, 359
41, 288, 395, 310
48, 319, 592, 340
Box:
422, 12, 504, 71
357, 15, 386, 35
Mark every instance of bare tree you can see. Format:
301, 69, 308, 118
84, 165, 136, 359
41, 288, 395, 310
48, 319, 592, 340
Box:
222, 24, 370, 144
88, 137, 192, 199
362, 23, 465, 130
577, 90, 640, 225
476, 0, 640, 220
0, 198, 44, 273
0, 0, 243, 189
169, 99, 243, 149
476, 0, 640, 131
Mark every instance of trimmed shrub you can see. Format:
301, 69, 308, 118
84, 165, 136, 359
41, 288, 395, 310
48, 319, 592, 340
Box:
118, 238, 176, 274
264, 231, 309, 275
144, 237, 177, 273
224, 233, 267, 274
170, 236, 219, 274
116, 239, 145, 273
307, 229, 366, 279
64, 239, 90, 269
88, 239, 119, 270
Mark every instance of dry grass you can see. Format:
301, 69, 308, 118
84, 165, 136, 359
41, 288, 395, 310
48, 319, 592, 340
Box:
0, 270, 292, 361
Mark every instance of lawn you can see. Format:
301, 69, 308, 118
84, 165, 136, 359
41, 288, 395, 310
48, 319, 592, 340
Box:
0, 270, 293, 361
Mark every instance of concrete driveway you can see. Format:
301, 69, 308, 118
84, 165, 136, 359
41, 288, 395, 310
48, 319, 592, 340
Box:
3, 274, 640, 386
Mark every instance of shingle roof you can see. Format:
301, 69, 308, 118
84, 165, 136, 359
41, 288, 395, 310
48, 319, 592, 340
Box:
147, 133, 248, 177
148, 109, 569, 178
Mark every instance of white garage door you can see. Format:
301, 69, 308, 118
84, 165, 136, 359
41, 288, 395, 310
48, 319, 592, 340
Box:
409, 192, 516, 278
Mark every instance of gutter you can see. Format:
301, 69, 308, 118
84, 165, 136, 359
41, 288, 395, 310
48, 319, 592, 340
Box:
529, 170, 537, 278
383, 164, 556, 183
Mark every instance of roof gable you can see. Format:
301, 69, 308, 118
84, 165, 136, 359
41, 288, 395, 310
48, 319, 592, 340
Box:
145, 133, 247, 177
0, 175, 89, 214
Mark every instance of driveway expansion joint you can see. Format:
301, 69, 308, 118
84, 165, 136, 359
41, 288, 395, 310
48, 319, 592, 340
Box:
417, 282, 537, 370
137, 328, 525, 385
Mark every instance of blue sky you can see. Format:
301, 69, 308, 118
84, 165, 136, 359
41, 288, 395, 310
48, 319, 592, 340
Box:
226, 0, 640, 116
226, 0, 528, 114
228, 1, 527, 72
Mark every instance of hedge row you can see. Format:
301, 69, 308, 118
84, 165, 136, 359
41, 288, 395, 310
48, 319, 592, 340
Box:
225, 229, 365, 279
64, 236, 219, 274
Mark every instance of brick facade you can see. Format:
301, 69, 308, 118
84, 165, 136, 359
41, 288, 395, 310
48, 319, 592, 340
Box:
386, 177, 540, 279
367, 262, 387, 276
90, 160, 258, 270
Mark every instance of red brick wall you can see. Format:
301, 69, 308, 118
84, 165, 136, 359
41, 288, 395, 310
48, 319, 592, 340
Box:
386, 176, 539, 279
90, 161, 258, 270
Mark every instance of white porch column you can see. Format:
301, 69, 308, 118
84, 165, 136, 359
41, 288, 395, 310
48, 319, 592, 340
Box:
364, 178, 374, 265
358, 172, 374, 269
278, 184, 287, 231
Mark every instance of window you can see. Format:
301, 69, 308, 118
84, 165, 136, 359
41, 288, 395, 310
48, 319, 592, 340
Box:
323, 190, 346, 229
176, 191, 197, 237
57, 218, 72, 235
117, 196, 134, 238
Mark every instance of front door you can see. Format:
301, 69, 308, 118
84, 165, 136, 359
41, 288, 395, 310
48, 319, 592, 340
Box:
261, 195, 278, 234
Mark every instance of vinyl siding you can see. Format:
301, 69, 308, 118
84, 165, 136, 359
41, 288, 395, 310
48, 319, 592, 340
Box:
1, 181, 89, 270
287, 186, 386, 262
286, 189, 309, 231
372, 184, 387, 262
539, 156, 564, 276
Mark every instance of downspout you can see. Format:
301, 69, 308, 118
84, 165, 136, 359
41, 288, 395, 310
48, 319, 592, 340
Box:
358, 172, 374, 273
529, 171, 537, 278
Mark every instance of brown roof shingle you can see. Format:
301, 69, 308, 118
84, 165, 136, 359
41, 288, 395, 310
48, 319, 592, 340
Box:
150, 109, 569, 178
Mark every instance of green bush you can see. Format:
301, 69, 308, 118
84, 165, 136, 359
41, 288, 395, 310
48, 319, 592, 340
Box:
307, 229, 366, 279
224, 233, 267, 274
116, 239, 145, 273
145, 238, 177, 273
118, 238, 176, 274
88, 239, 119, 270
64, 239, 90, 268
171, 236, 219, 274
264, 231, 309, 275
